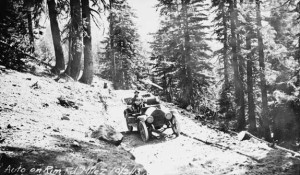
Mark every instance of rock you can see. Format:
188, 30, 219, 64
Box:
55, 74, 74, 83
7, 124, 12, 129
57, 96, 78, 109
0, 138, 5, 143
32, 151, 39, 155
30, 81, 41, 89
53, 128, 60, 132
26, 78, 31, 80
64, 85, 71, 90
61, 114, 70, 120
91, 124, 123, 146
186, 105, 193, 111
238, 131, 251, 141
42, 103, 49, 108
9, 103, 17, 107
71, 141, 80, 148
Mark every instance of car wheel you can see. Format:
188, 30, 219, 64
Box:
138, 121, 149, 142
124, 111, 133, 132
171, 117, 180, 136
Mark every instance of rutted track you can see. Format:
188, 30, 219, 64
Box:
109, 90, 300, 175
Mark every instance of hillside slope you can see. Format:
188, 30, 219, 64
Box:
0, 68, 146, 175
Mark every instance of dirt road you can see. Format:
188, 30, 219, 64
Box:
110, 90, 300, 175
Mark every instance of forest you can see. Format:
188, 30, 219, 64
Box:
1, 0, 300, 151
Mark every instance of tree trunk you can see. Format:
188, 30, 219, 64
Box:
246, 18, 256, 133
65, 36, 72, 75
68, 0, 83, 80
24, 0, 34, 53
296, 32, 300, 86
182, 0, 193, 107
235, 0, 246, 130
47, 0, 65, 74
221, 2, 229, 88
27, 11, 34, 53
109, 11, 117, 87
256, 0, 270, 140
79, 0, 93, 84
230, 0, 245, 131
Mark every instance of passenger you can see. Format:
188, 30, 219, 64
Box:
132, 90, 142, 113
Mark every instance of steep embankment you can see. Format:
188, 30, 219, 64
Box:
0, 68, 146, 175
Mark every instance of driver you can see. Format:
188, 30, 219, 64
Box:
132, 90, 142, 113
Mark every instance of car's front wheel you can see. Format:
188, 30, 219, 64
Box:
171, 117, 180, 136
124, 111, 133, 132
138, 121, 149, 142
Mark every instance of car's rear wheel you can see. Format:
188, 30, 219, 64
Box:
124, 111, 133, 132
138, 121, 149, 142
171, 117, 180, 136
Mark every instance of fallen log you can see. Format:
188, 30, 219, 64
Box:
238, 131, 300, 157
181, 132, 260, 162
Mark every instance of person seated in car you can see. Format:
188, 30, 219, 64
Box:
132, 90, 143, 113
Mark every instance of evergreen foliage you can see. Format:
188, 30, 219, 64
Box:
0, 0, 43, 70
100, 0, 141, 89
151, 0, 213, 108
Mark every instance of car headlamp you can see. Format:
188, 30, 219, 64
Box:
165, 113, 172, 120
146, 116, 154, 123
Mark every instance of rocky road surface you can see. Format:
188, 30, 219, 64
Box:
110, 91, 300, 175
0, 68, 300, 175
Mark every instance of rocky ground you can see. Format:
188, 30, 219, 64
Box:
1, 67, 300, 175
0, 68, 146, 175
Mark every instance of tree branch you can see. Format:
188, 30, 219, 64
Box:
0, 40, 52, 67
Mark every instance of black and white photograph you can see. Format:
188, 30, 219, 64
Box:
0, 0, 300, 174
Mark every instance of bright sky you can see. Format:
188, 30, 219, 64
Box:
127, 0, 160, 52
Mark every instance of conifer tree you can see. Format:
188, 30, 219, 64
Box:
101, 0, 141, 89
152, 0, 213, 108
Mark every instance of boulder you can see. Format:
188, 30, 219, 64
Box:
91, 124, 123, 146
61, 114, 70, 120
238, 131, 251, 141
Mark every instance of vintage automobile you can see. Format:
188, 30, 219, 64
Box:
123, 92, 180, 142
